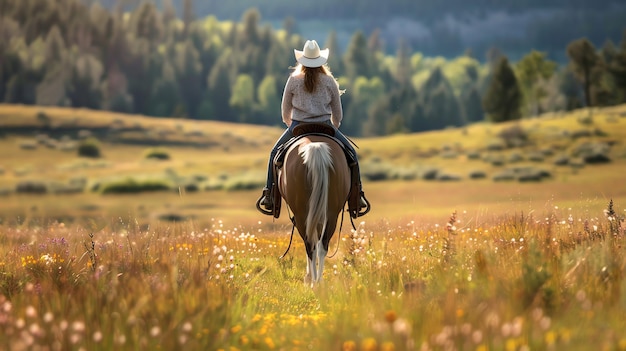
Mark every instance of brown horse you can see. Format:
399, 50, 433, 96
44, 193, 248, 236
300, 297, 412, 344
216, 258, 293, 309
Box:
278, 134, 350, 285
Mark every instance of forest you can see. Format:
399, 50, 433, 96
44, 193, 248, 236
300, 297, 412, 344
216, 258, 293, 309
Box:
1, 0, 626, 136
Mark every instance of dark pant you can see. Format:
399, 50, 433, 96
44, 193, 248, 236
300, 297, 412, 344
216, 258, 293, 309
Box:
265, 120, 358, 189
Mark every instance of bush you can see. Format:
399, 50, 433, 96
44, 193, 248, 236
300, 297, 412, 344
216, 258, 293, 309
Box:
16, 180, 48, 194
498, 125, 529, 148
99, 178, 172, 194
144, 148, 171, 160
18, 140, 38, 150
469, 170, 487, 179
78, 137, 102, 158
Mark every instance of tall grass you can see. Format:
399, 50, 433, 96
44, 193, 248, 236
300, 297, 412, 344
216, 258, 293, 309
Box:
0, 201, 624, 350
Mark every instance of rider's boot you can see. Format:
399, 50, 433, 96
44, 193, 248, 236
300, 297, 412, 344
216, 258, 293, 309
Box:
260, 187, 272, 211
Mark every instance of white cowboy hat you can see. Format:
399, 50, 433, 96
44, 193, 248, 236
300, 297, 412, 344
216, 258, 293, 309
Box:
294, 40, 329, 67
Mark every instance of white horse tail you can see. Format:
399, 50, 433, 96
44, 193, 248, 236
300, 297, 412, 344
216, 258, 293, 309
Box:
299, 142, 333, 249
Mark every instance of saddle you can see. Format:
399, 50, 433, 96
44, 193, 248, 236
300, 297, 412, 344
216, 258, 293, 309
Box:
262, 123, 363, 219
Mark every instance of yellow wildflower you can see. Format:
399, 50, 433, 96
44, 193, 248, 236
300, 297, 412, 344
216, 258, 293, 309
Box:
342, 340, 357, 351
381, 341, 395, 351
264, 337, 275, 349
361, 338, 378, 351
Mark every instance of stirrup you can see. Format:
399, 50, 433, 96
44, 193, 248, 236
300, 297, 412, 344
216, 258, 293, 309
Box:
256, 188, 273, 216
356, 192, 371, 217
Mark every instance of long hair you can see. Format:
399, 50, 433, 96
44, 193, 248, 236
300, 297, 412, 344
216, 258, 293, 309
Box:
292, 63, 334, 93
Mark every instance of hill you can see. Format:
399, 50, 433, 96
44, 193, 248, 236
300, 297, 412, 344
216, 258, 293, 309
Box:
0, 103, 625, 227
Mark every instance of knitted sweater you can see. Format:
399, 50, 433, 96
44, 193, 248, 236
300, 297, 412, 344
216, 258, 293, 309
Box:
281, 72, 343, 128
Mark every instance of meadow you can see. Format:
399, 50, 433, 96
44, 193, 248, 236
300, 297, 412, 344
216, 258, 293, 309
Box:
0, 104, 625, 350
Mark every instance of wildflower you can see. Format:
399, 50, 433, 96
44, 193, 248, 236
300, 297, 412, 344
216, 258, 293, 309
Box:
181, 322, 193, 333
150, 326, 161, 337
545, 331, 556, 346
342, 340, 357, 351
72, 321, 85, 332
264, 336, 275, 349
361, 338, 378, 351
25, 305, 37, 318
381, 341, 395, 351
384, 310, 397, 324
93, 331, 103, 342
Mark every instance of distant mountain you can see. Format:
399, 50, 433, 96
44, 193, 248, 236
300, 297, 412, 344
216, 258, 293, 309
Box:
91, 0, 625, 61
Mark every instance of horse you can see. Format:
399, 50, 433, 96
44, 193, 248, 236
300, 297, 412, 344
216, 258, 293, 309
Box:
278, 133, 351, 285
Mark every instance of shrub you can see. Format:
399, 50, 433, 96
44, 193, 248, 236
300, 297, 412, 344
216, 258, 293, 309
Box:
77, 137, 102, 158
16, 180, 48, 194
508, 152, 524, 163
469, 170, 487, 179
18, 140, 37, 150
553, 155, 570, 166
144, 148, 171, 160
437, 173, 462, 181
571, 142, 611, 164
99, 178, 172, 194
494, 167, 552, 182
498, 125, 528, 148
421, 168, 439, 181
466, 151, 481, 160
527, 152, 544, 162
36, 111, 51, 126
223, 175, 264, 191
493, 170, 515, 182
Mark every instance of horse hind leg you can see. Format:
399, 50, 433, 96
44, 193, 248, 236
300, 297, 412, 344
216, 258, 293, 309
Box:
315, 239, 327, 283
304, 243, 316, 286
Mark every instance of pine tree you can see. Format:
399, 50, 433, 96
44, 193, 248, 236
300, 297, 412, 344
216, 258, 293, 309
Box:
420, 67, 463, 130
344, 31, 372, 79
566, 38, 600, 107
606, 30, 626, 103
324, 30, 344, 74
482, 56, 522, 123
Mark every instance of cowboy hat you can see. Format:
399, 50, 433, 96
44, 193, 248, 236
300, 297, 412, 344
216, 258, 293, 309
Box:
294, 40, 329, 67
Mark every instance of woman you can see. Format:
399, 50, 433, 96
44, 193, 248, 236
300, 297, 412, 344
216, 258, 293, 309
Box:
259, 39, 367, 214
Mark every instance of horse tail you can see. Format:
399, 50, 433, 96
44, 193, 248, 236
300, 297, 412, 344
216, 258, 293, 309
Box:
299, 142, 333, 248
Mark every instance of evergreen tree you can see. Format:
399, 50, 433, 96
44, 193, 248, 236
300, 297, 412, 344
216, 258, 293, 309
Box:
230, 74, 255, 123
606, 30, 626, 103
256, 75, 280, 126
36, 26, 69, 106
460, 86, 484, 123
183, 0, 195, 37
420, 67, 463, 130
67, 53, 103, 109
344, 31, 372, 79
393, 39, 412, 86
344, 76, 385, 136
324, 30, 343, 74
566, 38, 600, 107
207, 50, 234, 121
174, 40, 203, 118
515, 50, 557, 116
149, 60, 180, 117
482, 56, 522, 123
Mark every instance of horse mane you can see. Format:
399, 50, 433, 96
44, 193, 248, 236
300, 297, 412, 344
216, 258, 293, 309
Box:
299, 142, 334, 248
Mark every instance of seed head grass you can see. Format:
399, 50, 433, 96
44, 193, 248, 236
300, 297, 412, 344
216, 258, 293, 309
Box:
0, 201, 624, 350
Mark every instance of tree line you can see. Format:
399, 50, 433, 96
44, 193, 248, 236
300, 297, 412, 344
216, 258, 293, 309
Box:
1, 0, 626, 137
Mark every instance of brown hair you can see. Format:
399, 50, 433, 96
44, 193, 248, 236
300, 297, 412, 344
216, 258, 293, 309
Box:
301, 65, 330, 93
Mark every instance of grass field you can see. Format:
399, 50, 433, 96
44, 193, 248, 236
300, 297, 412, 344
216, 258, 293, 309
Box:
0, 104, 625, 350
